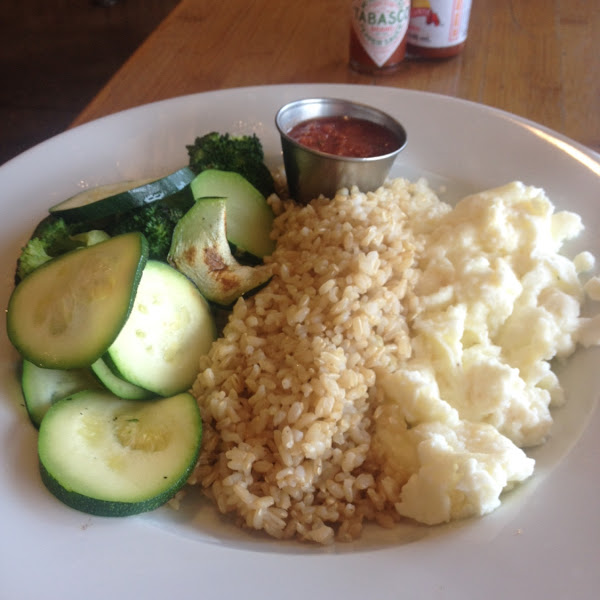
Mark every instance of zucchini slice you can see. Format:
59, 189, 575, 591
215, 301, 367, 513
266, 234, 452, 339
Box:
49, 167, 195, 223
21, 360, 101, 428
168, 198, 272, 306
38, 390, 202, 517
7, 232, 148, 370
107, 260, 216, 397
190, 169, 275, 257
91, 357, 154, 401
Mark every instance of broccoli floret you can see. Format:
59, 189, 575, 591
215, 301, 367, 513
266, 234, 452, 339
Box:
31, 215, 76, 255
16, 216, 78, 281
106, 202, 189, 261
15, 216, 115, 282
186, 132, 275, 197
16, 238, 53, 281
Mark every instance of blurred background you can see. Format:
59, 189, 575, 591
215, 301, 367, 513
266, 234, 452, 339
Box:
0, 0, 179, 166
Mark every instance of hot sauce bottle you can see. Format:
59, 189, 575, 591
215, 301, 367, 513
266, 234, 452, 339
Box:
349, 0, 411, 74
407, 0, 472, 58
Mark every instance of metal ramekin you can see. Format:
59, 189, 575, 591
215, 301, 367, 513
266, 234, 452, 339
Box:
275, 97, 407, 204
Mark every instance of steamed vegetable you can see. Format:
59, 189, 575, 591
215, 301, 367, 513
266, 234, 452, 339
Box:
38, 390, 202, 517
16, 169, 196, 282
49, 167, 195, 222
21, 361, 101, 428
15, 131, 275, 282
90, 357, 154, 401
7, 130, 280, 518
16, 216, 81, 281
190, 169, 275, 258
186, 131, 275, 197
168, 198, 271, 306
7, 232, 149, 370
107, 260, 216, 396
106, 197, 193, 261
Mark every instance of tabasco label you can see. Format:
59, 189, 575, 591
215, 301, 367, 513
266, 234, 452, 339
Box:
351, 0, 411, 68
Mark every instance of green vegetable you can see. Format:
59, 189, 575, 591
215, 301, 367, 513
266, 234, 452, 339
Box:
70, 230, 111, 246
168, 197, 272, 306
107, 260, 216, 397
186, 132, 275, 197
16, 216, 79, 281
21, 360, 101, 428
105, 199, 192, 261
91, 357, 154, 401
17, 237, 53, 281
16, 217, 115, 283
49, 167, 195, 223
16, 132, 273, 279
190, 169, 275, 258
38, 390, 202, 517
15, 192, 194, 281
7, 232, 148, 370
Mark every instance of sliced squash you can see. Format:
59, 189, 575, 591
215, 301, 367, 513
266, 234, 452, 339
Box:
7, 232, 149, 370
190, 169, 275, 257
38, 390, 202, 517
168, 198, 271, 306
49, 167, 195, 223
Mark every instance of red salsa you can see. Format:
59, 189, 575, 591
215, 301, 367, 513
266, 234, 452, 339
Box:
287, 116, 401, 158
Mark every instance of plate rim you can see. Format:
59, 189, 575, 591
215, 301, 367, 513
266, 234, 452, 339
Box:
0, 83, 598, 600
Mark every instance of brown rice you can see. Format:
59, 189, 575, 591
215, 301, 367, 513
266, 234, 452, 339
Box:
188, 178, 445, 544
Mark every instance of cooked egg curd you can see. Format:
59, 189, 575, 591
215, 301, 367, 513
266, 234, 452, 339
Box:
374, 181, 600, 525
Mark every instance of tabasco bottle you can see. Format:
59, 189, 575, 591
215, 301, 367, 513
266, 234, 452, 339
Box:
349, 0, 411, 75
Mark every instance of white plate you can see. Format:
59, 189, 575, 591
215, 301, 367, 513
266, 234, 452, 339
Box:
1, 84, 599, 599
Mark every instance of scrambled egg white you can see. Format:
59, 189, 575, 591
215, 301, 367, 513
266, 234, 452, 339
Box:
374, 181, 600, 525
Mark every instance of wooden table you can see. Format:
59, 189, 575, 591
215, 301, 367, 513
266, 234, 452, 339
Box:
72, 0, 599, 154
